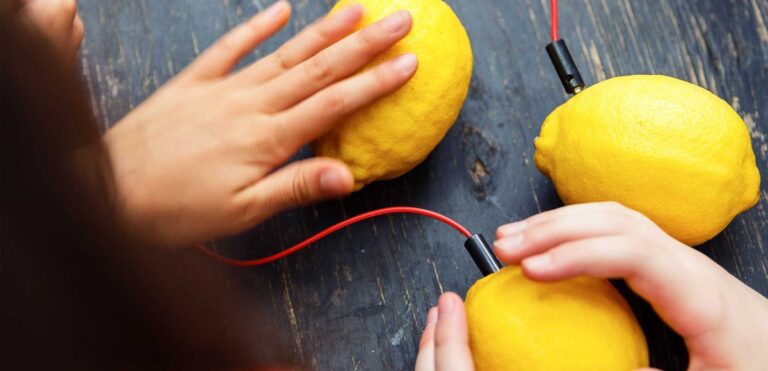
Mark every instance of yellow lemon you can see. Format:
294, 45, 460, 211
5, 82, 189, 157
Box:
535, 75, 761, 245
315, 0, 473, 190
465, 266, 648, 371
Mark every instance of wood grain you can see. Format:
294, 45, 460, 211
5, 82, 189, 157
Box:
77, 0, 768, 369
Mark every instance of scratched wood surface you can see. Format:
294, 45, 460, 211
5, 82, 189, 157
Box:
76, 0, 768, 369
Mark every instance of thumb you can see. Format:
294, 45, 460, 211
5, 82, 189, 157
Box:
434, 293, 475, 371
239, 158, 354, 223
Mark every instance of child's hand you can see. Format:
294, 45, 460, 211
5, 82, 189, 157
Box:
105, 1, 417, 247
15, 0, 84, 65
416, 202, 768, 370
415, 293, 475, 371
493, 202, 768, 370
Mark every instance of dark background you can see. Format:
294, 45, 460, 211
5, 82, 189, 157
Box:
77, 0, 767, 369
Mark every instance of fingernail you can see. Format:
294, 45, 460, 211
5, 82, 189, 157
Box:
523, 254, 552, 271
381, 10, 410, 32
497, 221, 526, 238
494, 234, 523, 254
426, 307, 438, 326
438, 294, 455, 316
319, 169, 348, 194
392, 53, 417, 75
264, 1, 288, 18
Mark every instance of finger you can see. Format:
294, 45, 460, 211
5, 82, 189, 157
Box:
270, 52, 417, 154
234, 4, 364, 85
496, 202, 629, 239
520, 236, 725, 338
182, 1, 291, 80
258, 10, 412, 111
493, 208, 651, 264
415, 307, 438, 371
434, 293, 475, 371
236, 158, 353, 224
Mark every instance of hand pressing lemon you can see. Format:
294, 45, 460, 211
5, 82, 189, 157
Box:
465, 266, 648, 371
315, 0, 473, 190
535, 75, 761, 245
416, 203, 768, 371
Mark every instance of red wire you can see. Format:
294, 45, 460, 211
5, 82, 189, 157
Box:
551, 0, 559, 41
194, 207, 472, 267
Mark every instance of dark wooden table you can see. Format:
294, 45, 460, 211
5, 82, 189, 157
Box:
77, 0, 768, 369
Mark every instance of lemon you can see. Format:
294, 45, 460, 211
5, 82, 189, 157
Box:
535, 75, 761, 245
315, 0, 473, 190
465, 266, 648, 371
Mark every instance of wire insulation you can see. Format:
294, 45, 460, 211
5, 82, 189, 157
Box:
551, 0, 559, 41
195, 207, 472, 267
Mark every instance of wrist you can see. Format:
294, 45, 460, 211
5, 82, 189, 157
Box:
103, 118, 159, 245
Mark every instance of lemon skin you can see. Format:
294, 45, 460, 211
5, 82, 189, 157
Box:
535, 75, 761, 245
315, 0, 473, 190
465, 266, 649, 371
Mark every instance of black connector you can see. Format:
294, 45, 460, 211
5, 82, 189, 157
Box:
464, 234, 502, 277
546, 39, 585, 94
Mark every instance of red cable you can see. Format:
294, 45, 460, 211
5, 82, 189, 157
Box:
551, 0, 559, 41
194, 207, 472, 267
